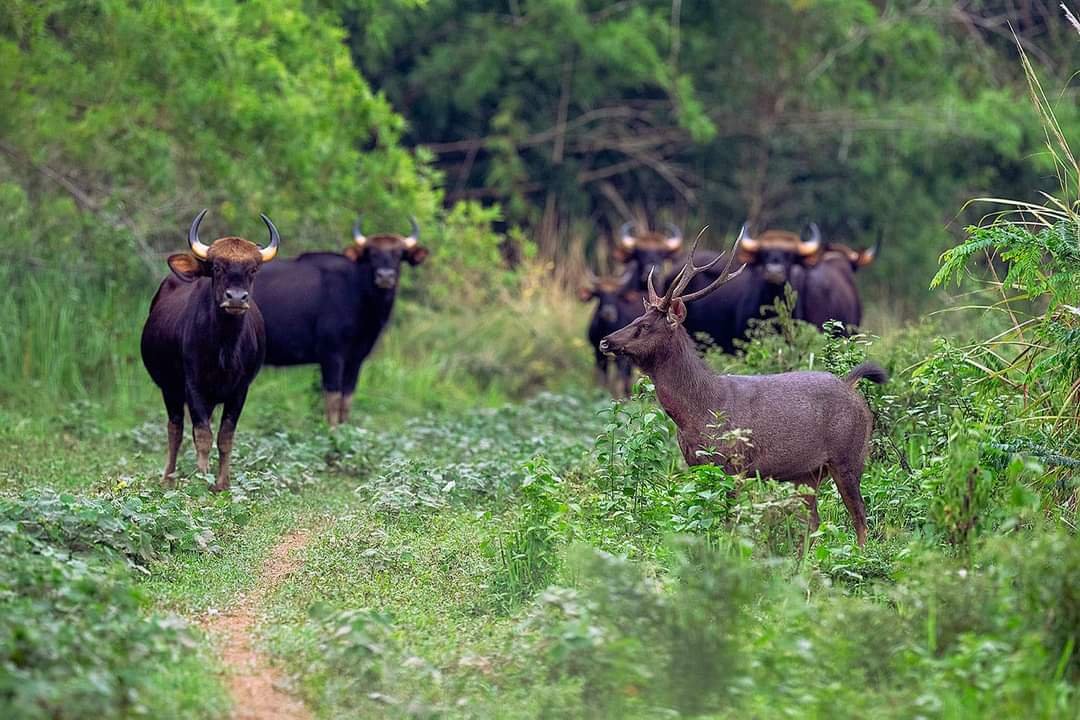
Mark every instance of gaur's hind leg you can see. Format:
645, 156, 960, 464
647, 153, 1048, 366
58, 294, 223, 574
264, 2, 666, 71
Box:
829, 460, 868, 548
212, 388, 248, 493
162, 389, 185, 486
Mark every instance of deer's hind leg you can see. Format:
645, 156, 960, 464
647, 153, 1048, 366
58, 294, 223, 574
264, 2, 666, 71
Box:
828, 460, 868, 548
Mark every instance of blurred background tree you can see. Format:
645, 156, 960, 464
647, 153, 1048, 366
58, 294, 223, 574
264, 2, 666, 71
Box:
0, 0, 1077, 409
337, 0, 1079, 304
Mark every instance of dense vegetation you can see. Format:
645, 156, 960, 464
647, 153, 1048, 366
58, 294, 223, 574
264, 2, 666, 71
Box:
1, 1, 1078, 718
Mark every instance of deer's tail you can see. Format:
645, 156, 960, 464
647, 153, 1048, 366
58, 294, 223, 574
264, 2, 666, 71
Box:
844, 362, 888, 386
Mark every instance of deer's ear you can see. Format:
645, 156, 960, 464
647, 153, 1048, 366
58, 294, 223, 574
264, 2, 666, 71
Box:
668, 297, 687, 326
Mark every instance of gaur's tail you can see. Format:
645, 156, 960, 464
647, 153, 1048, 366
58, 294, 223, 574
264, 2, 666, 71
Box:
844, 362, 888, 386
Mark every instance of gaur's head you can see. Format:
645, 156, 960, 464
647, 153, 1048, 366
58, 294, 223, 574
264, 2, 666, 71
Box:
601, 227, 748, 365
344, 216, 429, 290
613, 221, 683, 289
167, 209, 279, 315
821, 234, 880, 273
578, 268, 637, 324
737, 224, 821, 286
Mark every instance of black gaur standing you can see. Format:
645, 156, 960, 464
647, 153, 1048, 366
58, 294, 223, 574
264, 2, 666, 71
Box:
253, 217, 429, 426
579, 268, 641, 397
674, 224, 820, 353
798, 236, 880, 332
141, 210, 280, 491
613, 221, 684, 291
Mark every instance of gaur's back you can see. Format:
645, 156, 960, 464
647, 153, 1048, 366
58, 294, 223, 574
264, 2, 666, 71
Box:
254, 254, 362, 365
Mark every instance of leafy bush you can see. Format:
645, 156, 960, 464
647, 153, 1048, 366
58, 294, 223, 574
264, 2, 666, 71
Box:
0, 527, 193, 719
491, 457, 573, 607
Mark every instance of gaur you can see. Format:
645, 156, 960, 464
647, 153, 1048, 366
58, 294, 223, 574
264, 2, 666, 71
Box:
253, 217, 429, 426
600, 233, 886, 546
613, 221, 683, 292
673, 224, 820, 353
579, 267, 640, 397
798, 234, 880, 332
141, 209, 280, 491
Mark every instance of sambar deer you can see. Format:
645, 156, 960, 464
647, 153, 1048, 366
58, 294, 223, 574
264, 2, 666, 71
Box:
600, 230, 886, 546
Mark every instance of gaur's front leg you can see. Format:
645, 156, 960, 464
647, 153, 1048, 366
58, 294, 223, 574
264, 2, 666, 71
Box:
320, 354, 346, 426
339, 354, 367, 425
212, 388, 248, 493
186, 385, 214, 476
593, 351, 609, 392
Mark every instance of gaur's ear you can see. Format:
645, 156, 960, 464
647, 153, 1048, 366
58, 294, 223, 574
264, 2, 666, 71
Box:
667, 297, 687, 326
578, 286, 595, 302
613, 245, 631, 263
344, 245, 367, 262
856, 249, 875, 267
621, 290, 639, 302
167, 253, 207, 282
405, 245, 429, 266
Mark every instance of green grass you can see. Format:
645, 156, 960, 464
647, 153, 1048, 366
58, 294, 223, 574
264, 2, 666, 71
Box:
2, 229, 1078, 719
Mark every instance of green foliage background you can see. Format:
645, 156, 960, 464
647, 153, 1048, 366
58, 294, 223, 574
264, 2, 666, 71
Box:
0, 2, 1079, 719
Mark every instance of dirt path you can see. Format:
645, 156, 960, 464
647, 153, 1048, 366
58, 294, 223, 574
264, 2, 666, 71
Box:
201, 529, 313, 720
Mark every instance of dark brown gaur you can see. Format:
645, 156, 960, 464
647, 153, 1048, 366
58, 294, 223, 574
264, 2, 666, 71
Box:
579, 267, 641, 397
141, 210, 280, 491
614, 220, 684, 291
799, 233, 881, 332
252, 215, 429, 426
600, 231, 886, 546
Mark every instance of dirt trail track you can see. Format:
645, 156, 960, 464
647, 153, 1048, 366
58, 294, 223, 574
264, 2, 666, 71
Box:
201, 529, 313, 720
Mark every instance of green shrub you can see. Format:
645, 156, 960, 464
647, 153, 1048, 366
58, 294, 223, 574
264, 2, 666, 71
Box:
0, 529, 192, 719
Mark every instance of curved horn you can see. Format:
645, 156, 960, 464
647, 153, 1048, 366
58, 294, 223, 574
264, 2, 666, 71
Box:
258, 214, 280, 262
799, 222, 822, 256
353, 216, 367, 246
863, 228, 882, 263
663, 222, 683, 251
619, 221, 636, 249
737, 222, 759, 253
402, 216, 419, 249
187, 209, 211, 260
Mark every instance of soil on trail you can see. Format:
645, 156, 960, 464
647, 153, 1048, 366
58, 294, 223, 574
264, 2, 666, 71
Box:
201, 529, 313, 720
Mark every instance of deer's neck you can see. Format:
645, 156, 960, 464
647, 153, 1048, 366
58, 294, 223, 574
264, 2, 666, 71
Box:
643, 330, 721, 434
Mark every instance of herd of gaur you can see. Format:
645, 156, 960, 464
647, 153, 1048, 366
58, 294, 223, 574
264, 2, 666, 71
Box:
142, 212, 885, 545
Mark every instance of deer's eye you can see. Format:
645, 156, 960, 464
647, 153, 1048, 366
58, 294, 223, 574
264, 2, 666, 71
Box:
633, 327, 642, 339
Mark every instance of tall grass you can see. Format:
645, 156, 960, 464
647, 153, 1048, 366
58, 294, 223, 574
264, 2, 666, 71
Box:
1, 258, 596, 426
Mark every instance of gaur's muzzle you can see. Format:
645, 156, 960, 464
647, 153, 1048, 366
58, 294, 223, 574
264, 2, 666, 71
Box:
220, 288, 251, 314
374, 268, 398, 289
763, 263, 787, 284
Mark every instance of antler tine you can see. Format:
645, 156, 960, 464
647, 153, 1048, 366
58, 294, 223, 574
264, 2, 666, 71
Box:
668, 226, 719, 299
677, 225, 749, 304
